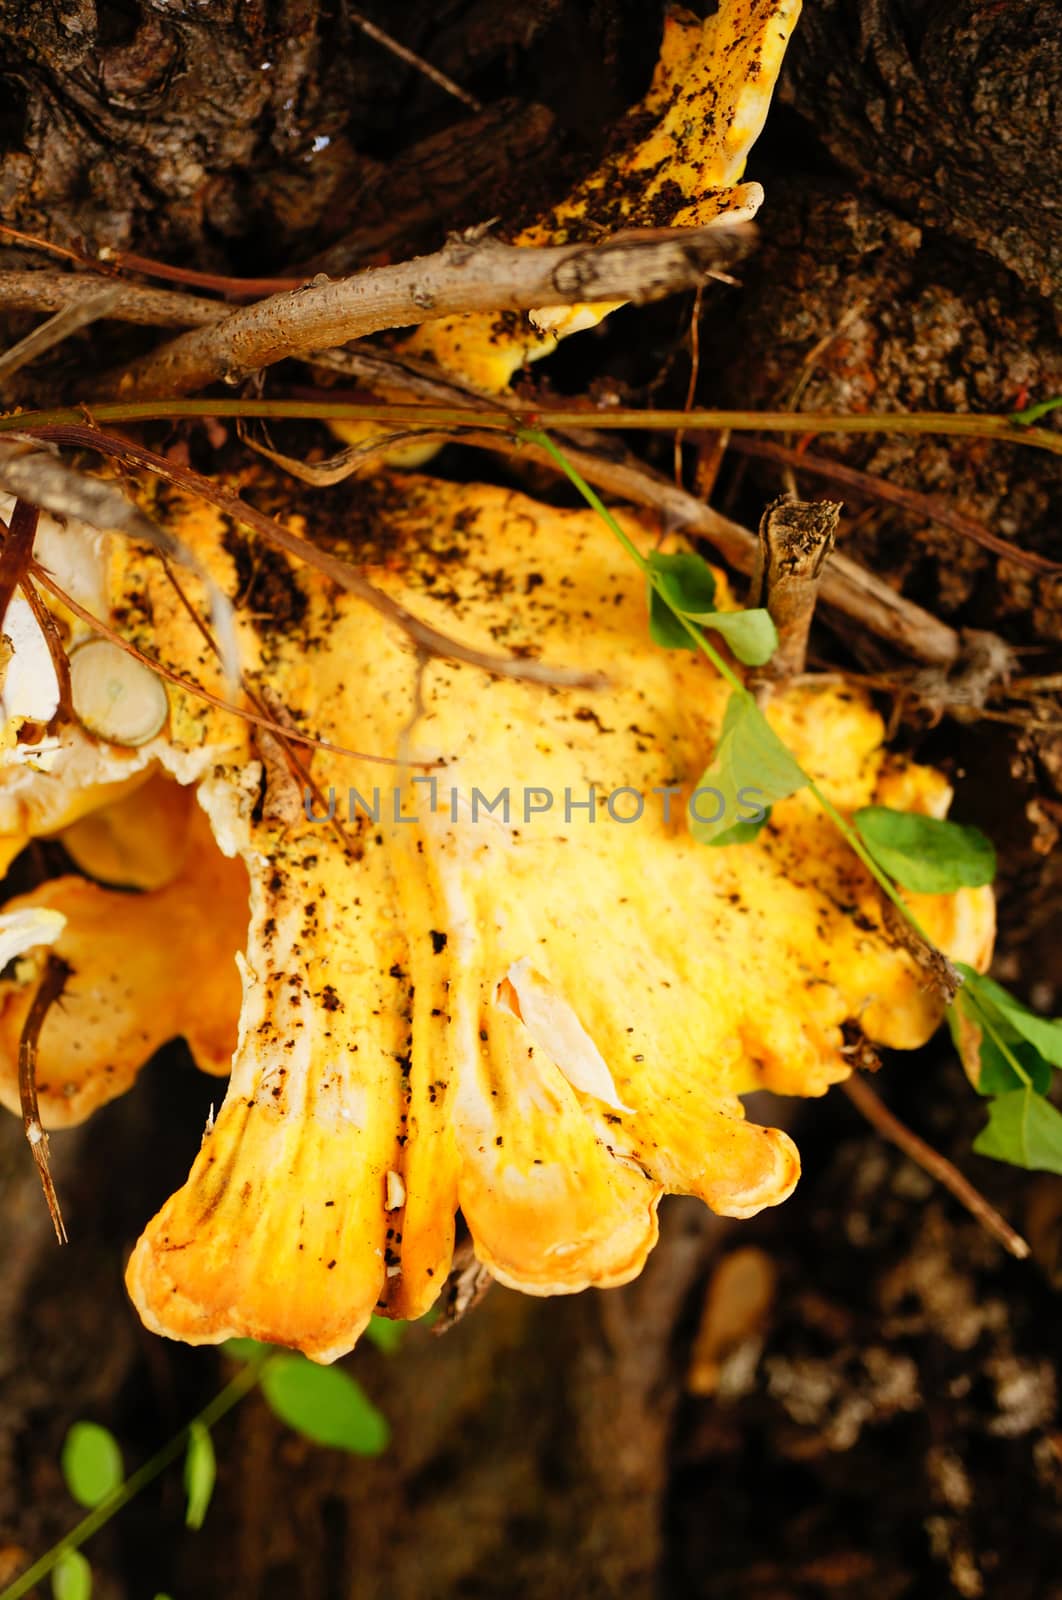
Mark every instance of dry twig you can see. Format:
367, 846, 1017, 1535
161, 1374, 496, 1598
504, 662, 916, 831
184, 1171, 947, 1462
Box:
348, 7, 482, 112
19, 953, 71, 1244
0, 271, 222, 327
731, 435, 1061, 576
0, 221, 300, 296
842, 1073, 1030, 1261
25, 425, 608, 691
0, 288, 123, 384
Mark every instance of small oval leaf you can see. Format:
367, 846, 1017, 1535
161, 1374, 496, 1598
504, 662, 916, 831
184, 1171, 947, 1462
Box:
646, 551, 716, 650
52, 1549, 92, 1600
690, 691, 807, 845
958, 965, 1062, 1069
973, 1087, 1062, 1174
184, 1421, 216, 1530
260, 1356, 391, 1456
853, 807, 996, 893
61, 1423, 124, 1509
692, 607, 778, 666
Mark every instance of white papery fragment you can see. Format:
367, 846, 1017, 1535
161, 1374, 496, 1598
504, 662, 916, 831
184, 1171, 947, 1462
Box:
499, 956, 634, 1111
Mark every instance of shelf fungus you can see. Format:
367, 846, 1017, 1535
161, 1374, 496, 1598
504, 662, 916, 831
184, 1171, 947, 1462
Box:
0, 468, 993, 1362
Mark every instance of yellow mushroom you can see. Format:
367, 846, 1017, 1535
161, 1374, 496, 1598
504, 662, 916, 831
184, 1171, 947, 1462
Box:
332, 0, 801, 467
0, 796, 246, 1126
406, 0, 801, 388
60, 769, 199, 892
0, 467, 992, 1361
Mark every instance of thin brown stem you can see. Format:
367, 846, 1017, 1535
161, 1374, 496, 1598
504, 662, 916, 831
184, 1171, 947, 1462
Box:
730, 435, 1061, 576
95, 251, 301, 298
25, 425, 607, 690
348, 7, 482, 111
841, 1073, 1030, 1260
29, 559, 422, 767
19, 953, 72, 1244
674, 284, 703, 488
0, 501, 40, 635
2, 399, 1057, 457
18, 576, 74, 721
0, 220, 288, 296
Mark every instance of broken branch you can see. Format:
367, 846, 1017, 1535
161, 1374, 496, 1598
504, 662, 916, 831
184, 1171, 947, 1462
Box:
19, 952, 71, 1244
103, 224, 756, 398
749, 495, 841, 681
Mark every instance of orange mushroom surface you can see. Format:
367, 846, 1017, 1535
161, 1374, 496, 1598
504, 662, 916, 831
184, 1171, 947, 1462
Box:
0, 469, 992, 1361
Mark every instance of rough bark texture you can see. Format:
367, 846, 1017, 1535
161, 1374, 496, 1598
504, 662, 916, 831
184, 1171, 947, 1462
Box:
780, 0, 1062, 308
1, 3, 1060, 1598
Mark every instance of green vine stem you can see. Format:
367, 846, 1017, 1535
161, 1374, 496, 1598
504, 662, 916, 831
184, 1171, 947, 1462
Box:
0, 400, 1059, 456
0, 1353, 270, 1600
524, 427, 951, 964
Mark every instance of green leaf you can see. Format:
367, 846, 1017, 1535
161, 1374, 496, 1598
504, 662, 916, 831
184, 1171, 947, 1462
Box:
647, 550, 717, 613
958, 966, 1062, 1069
976, 1035, 1052, 1097
52, 1550, 92, 1600
1008, 395, 1062, 426
704, 808, 772, 848
689, 692, 807, 845
644, 554, 777, 665
260, 1356, 390, 1456
973, 1088, 1062, 1174
646, 551, 716, 649
61, 1423, 124, 1509
223, 1337, 273, 1363
696, 608, 778, 667
364, 1315, 405, 1355
184, 1421, 216, 1531
852, 807, 996, 893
